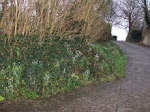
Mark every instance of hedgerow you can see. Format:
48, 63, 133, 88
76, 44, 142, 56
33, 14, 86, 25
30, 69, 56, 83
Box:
0, 36, 126, 101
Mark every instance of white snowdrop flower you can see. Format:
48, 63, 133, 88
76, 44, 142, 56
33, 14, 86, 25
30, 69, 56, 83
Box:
63, 68, 66, 74
77, 50, 83, 55
85, 69, 90, 75
95, 54, 99, 58
89, 48, 92, 51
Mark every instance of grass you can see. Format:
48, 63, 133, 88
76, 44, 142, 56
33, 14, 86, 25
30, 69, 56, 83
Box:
92, 41, 126, 82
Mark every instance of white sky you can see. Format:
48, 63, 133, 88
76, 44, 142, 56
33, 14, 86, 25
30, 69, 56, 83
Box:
111, 26, 128, 41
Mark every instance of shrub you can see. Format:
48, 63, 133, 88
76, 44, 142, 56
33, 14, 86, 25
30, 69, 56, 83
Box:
0, 36, 99, 99
127, 30, 142, 42
97, 23, 112, 42
0, 36, 126, 100
0, 0, 111, 46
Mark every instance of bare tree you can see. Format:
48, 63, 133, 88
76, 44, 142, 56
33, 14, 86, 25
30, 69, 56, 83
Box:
116, 0, 144, 39
136, 0, 150, 45
136, 0, 150, 26
102, 0, 118, 25
143, 0, 150, 26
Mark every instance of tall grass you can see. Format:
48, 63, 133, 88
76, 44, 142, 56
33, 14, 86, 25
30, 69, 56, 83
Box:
0, 0, 110, 46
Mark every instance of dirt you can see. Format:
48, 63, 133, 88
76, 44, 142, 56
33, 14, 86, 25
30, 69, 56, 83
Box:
1, 42, 150, 112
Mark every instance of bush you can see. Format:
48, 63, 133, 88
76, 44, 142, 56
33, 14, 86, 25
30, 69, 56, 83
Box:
0, 36, 126, 100
0, 0, 111, 45
0, 36, 100, 99
127, 30, 142, 42
97, 23, 112, 42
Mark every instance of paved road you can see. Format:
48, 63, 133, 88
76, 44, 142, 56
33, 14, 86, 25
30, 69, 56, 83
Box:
116, 42, 150, 112
1, 42, 150, 112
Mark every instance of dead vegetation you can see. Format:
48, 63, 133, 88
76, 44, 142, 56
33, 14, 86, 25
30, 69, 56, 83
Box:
0, 0, 110, 45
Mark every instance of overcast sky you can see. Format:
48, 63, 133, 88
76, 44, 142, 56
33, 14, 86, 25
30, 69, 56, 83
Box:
111, 0, 129, 41
112, 26, 128, 41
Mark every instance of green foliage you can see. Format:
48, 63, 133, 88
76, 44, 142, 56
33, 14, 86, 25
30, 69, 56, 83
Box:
0, 35, 126, 100
92, 42, 126, 81
127, 30, 142, 43
0, 95, 5, 101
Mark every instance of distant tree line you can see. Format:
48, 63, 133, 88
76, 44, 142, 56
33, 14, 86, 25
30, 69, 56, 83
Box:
112, 0, 150, 42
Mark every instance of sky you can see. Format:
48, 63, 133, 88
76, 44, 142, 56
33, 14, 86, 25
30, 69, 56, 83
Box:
111, 0, 129, 41
111, 26, 128, 41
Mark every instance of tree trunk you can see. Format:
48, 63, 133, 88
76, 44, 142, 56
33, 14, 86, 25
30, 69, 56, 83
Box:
127, 14, 132, 40
142, 0, 150, 45
144, 0, 150, 26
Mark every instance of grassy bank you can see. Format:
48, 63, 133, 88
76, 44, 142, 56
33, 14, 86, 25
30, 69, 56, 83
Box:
0, 38, 126, 101
0, 0, 125, 102
93, 42, 126, 81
